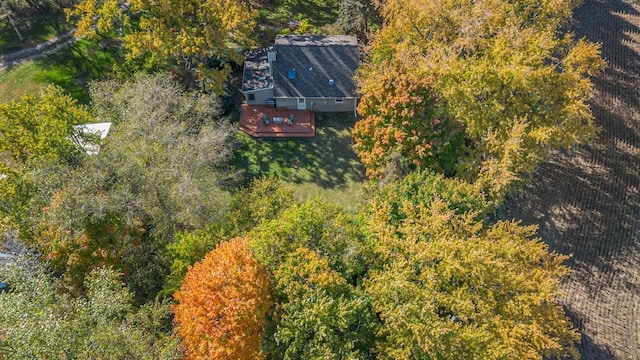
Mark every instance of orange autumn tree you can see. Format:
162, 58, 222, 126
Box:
353, 60, 464, 179
173, 237, 271, 360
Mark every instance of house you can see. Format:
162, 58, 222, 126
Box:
242, 35, 360, 115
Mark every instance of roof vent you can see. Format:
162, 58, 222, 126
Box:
288, 69, 296, 80
328, 79, 335, 86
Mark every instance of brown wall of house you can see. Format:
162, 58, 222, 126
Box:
275, 97, 358, 113
245, 88, 274, 105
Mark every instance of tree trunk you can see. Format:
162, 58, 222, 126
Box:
0, 0, 23, 41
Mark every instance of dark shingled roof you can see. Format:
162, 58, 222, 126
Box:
271, 35, 359, 98
242, 50, 272, 92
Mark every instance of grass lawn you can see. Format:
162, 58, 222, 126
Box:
258, 0, 339, 29
0, 39, 116, 103
232, 112, 369, 211
0, 11, 74, 54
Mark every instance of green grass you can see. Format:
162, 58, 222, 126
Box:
0, 11, 74, 54
232, 113, 369, 211
258, 0, 339, 29
0, 39, 116, 103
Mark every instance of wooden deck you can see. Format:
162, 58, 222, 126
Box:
239, 105, 315, 138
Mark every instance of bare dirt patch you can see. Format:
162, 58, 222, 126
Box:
506, 0, 640, 358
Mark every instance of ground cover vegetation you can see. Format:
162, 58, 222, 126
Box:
0, 0, 607, 358
0, 0, 74, 53
232, 113, 367, 211
0, 38, 118, 104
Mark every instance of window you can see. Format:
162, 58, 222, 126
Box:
248, 94, 256, 101
335, 98, 344, 104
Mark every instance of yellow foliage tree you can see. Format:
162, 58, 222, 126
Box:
365, 172, 580, 359
66, 0, 257, 93
173, 238, 271, 360
357, 0, 606, 199
0, 85, 93, 173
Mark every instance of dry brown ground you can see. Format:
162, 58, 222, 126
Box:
506, 0, 640, 358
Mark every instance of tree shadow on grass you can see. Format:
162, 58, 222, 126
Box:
30, 40, 117, 103
231, 113, 366, 190
0, 12, 72, 53
506, 0, 640, 358
263, 0, 340, 27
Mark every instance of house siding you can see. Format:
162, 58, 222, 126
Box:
274, 97, 298, 109
275, 97, 357, 112
245, 88, 274, 105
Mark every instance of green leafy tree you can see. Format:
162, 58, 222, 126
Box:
245, 198, 377, 358
160, 224, 229, 298
335, 0, 379, 35
227, 176, 296, 234
249, 198, 372, 282
364, 172, 580, 359
368, 170, 489, 228
0, 85, 95, 241
269, 248, 376, 360
160, 177, 295, 298
0, 258, 182, 359
66, 0, 257, 92
2, 74, 236, 300
0, 85, 93, 173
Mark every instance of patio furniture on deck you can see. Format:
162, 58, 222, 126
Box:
263, 113, 270, 125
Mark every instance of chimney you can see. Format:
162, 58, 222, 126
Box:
267, 46, 277, 64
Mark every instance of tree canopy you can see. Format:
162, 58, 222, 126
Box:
0, 85, 95, 243
355, 0, 605, 199
0, 258, 181, 359
0, 0, 598, 357
335, 0, 380, 36
0, 74, 236, 300
173, 238, 272, 360
364, 172, 580, 359
0, 85, 92, 174
353, 60, 464, 179
66, 0, 258, 92
248, 198, 372, 282
270, 248, 376, 360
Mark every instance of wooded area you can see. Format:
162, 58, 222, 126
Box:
0, 0, 626, 358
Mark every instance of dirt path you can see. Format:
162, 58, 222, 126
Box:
0, 30, 77, 70
506, 0, 640, 358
